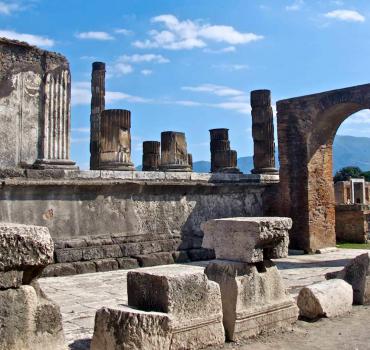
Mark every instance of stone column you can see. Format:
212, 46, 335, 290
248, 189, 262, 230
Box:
90, 62, 106, 170
251, 90, 278, 174
210, 128, 240, 173
34, 68, 77, 169
188, 153, 193, 171
160, 131, 191, 172
98, 109, 134, 170
142, 141, 160, 171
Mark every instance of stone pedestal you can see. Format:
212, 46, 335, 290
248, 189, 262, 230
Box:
91, 265, 225, 350
160, 132, 191, 172
98, 109, 134, 170
142, 141, 160, 171
210, 128, 240, 173
90, 62, 106, 170
202, 217, 297, 341
0, 223, 65, 350
251, 90, 278, 175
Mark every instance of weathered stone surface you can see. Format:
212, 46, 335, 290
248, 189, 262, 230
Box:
160, 132, 191, 172
91, 306, 172, 350
142, 141, 160, 171
202, 217, 291, 263
55, 248, 83, 263
73, 261, 96, 274
0, 223, 53, 271
117, 258, 139, 270
205, 260, 298, 341
82, 246, 105, 261
94, 258, 119, 272
188, 248, 215, 261
172, 251, 190, 263
41, 263, 76, 277
102, 244, 123, 258
135, 252, 174, 267
127, 265, 225, 349
326, 253, 370, 304
0, 270, 23, 289
297, 279, 353, 319
0, 285, 65, 350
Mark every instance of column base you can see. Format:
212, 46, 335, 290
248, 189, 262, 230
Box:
252, 167, 279, 175
159, 164, 192, 172
33, 159, 79, 170
213, 167, 242, 174
99, 161, 135, 171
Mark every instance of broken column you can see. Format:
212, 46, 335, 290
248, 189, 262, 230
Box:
251, 90, 278, 174
210, 128, 240, 173
202, 217, 298, 341
160, 131, 191, 171
90, 62, 106, 170
0, 223, 65, 350
91, 265, 225, 350
188, 153, 193, 171
142, 141, 160, 171
98, 109, 134, 170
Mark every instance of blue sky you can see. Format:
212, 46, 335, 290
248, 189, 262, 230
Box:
1, 0, 370, 169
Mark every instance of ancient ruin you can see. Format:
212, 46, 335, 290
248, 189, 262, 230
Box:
251, 90, 278, 175
160, 131, 192, 171
210, 128, 240, 173
142, 141, 160, 171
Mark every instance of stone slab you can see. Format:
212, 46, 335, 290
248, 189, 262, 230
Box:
0, 270, 23, 289
201, 217, 292, 263
134, 252, 174, 267
0, 223, 53, 273
205, 260, 297, 341
326, 253, 370, 305
297, 279, 353, 319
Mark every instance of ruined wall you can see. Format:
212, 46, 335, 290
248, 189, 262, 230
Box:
336, 205, 369, 243
0, 38, 71, 168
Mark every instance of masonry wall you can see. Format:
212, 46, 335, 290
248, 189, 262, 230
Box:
0, 171, 276, 275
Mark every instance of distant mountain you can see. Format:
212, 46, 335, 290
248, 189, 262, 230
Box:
137, 135, 370, 174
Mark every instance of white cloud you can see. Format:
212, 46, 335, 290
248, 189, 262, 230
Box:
118, 54, 169, 64
212, 64, 248, 71
71, 81, 151, 106
0, 1, 20, 14
340, 110, 370, 124
204, 46, 236, 54
285, 0, 304, 11
133, 14, 263, 50
76, 31, 114, 41
141, 69, 153, 76
115, 28, 132, 35
0, 29, 54, 47
324, 9, 365, 22
114, 63, 133, 75
182, 84, 245, 97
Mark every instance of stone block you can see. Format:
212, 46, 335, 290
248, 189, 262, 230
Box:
172, 251, 190, 263
116, 258, 139, 270
41, 263, 76, 277
164, 172, 192, 181
205, 260, 298, 341
0, 223, 54, 271
86, 236, 113, 246
95, 259, 119, 272
134, 252, 174, 267
73, 261, 96, 275
63, 238, 87, 248
55, 248, 83, 263
102, 244, 123, 258
190, 173, 212, 182
201, 217, 292, 263
0, 285, 65, 350
160, 239, 182, 252
133, 171, 166, 181
326, 253, 370, 305
297, 279, 353, 319
91, 306, 172, 350
188, 248, 215, 261
0, 270, 23, 289
125, 265, 225, 349
82, 246, 105, 261
120, 242, 142, 257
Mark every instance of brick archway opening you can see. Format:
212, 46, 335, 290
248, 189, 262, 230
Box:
277, 84, 370, 252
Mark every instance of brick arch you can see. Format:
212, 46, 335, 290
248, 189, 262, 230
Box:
277, 84, 370, 252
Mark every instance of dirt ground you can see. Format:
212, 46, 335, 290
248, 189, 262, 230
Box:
217, 306, 370, 350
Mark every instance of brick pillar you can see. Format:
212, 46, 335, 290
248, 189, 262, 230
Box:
142, 141, 160, 171
210, 128, 240, 173
251, 90, 278, 174
90, 62, 105, 170
98, 109, 134, 170
160, 131, 191, 172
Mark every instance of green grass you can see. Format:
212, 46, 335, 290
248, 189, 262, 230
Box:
337, 242, 370, 250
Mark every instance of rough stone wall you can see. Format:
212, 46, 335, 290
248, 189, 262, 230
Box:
0, 38, 70, 168
335, 205, 369, 243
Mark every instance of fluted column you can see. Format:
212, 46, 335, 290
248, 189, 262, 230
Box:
98, 109, 134, 170
251, 90, 278, 174
90, 62, 106, 170
160, 131, 191, 172
142, 141, 160, 171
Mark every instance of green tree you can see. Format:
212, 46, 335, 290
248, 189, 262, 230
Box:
333, 166, 363, 183
361, 171, 370, 182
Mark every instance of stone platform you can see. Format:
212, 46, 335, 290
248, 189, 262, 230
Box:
38, 249, 369, 349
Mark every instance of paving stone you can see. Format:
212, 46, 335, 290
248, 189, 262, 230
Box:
135, 252, 174, 267
201, 217, 292, 262
297, 279, 353, 319
326, 253, 370, 305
